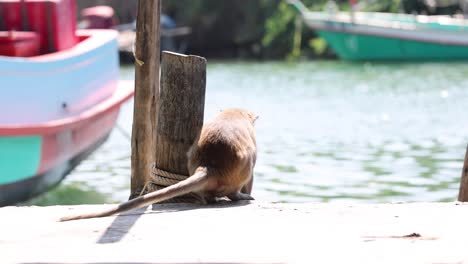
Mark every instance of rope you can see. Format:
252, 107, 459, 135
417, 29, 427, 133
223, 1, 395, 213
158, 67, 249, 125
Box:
141, 163, 204, 203
151, 164, 189, 181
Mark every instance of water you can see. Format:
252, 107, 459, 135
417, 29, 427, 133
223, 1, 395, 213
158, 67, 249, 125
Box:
27, 61, 468, 205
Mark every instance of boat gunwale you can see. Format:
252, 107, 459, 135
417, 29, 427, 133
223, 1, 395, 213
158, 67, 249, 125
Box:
304, 11, 468, 28
302, 12, 468, 47
0, 80, 134, 136
0, 29, 118, 63
288, 0, 468, 29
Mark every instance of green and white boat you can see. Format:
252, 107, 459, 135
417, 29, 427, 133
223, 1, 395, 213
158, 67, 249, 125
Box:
289, 0, 468, 61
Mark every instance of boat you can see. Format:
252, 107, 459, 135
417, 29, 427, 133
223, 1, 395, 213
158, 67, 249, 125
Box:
78, 6, 191, 64
288, 0, 468, 61
0, 0, 134, 206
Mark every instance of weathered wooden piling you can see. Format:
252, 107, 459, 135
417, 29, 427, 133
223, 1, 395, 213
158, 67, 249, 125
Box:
130, 0, 161, 199
151, 51, 207, 202
130, 0, 207, 202
458, 144, 468, 201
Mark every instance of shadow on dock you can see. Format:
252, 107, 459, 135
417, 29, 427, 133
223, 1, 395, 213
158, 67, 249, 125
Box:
97, 207, 146, 244
96, 200, 252, 244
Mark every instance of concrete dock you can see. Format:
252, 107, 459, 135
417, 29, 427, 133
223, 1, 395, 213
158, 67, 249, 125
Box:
1, 202, 468, 264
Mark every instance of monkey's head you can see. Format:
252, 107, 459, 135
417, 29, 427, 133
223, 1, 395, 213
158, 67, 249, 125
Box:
219, 108, 258, 125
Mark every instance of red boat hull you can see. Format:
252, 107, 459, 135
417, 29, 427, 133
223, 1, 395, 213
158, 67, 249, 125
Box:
0, 81, 134, 206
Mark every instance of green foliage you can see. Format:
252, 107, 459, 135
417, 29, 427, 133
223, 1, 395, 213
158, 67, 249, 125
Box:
309, 37, 327, 55
163, 0, 275, 58
262, 2, 294, 47
261, 0, 347, 59
361, 0, 403, 12
288, 16, 303, 60
262, 1, 297, 58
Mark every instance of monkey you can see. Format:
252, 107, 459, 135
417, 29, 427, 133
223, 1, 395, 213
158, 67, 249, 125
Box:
59, 108, 258, 222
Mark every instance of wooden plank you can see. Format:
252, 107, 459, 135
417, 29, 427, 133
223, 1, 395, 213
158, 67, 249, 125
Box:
1, 202, 468, 263
155, 51, 206, 175
150, 51, 206, 202
130, 0, 161, 198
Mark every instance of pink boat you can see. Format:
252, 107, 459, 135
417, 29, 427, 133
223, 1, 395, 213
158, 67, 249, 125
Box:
0, 0, 134, 205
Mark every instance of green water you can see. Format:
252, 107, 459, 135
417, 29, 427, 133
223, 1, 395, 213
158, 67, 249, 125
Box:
27, 60, 468, 205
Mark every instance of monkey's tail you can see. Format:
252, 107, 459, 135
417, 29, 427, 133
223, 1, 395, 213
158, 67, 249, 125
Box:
59, 167, 210, 222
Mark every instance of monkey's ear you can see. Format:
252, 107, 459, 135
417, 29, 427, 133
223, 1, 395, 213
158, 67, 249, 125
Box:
251, 114, 259, 124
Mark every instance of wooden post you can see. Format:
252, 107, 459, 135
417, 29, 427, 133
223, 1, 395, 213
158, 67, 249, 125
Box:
458, 144, 468, 202
130, 0, 161, 199
152, 51, 206, 202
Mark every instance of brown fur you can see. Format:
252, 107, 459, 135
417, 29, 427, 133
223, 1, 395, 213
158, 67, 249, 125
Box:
59, 108, 257, 221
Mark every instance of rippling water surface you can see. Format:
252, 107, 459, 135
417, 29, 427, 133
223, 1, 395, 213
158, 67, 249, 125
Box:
27, 61, 468, 205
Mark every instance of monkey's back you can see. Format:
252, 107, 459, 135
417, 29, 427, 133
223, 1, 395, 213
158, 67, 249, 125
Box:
187, 113, 256, 180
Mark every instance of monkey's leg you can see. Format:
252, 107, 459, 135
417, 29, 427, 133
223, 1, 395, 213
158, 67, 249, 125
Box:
204, 195, 217, 204
228, 191, 254, 201
241, 173, 254, 194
